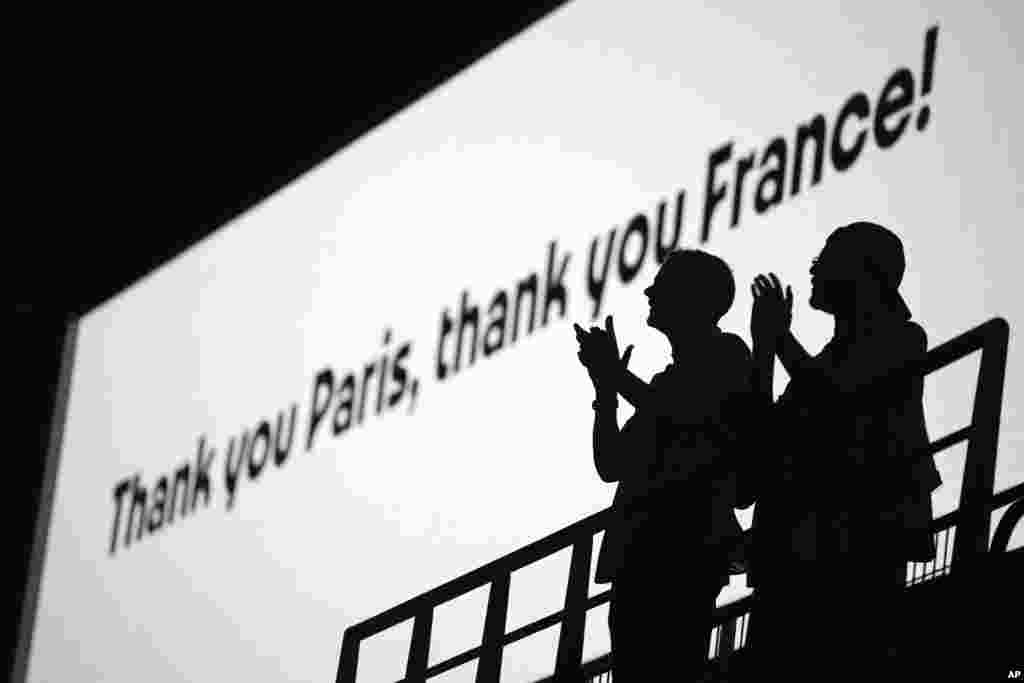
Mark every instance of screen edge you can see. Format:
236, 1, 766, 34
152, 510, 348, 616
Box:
12, 318, 80, 683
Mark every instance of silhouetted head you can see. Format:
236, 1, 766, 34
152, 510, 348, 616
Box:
644, 249, 735, 337
809, 221, 911, 320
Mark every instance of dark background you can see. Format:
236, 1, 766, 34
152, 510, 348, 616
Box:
9, 4, 566, 677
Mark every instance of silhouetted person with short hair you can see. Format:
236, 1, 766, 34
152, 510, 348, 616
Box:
575, 249, 754, 681
746, 222, 940, 682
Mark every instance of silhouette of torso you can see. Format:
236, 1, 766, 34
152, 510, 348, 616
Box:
596, 331, 751, 586
750, 320, 940, 583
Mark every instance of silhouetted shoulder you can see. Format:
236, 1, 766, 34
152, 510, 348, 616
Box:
717, 332, 752, 362
838, 321, 928, 395
888, 321, 927, 360
903, 321, 927, 348
713, 333, 752, 395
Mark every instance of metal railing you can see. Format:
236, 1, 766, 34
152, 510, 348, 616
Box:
336, 318, 1017, 683
649, 480, 1022, 681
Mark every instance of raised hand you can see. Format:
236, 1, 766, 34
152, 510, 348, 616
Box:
751, 273, 793, 348
603, 315, 635, 372
574, 315, 634, 394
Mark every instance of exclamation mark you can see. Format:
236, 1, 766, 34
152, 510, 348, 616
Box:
917, 25, 938, 131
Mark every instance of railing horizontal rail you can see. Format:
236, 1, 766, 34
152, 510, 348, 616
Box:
420, 644, 481, 680
991, 488, 1023, 553
989, 481, 1024, 509
347, 509, 612, 640
920, 318, 1007, 374
503, 610, 564, 651
927, 425, 972, 455
581, 653, 612, 678
711, 594, 755, 626
930, 482, 1024, 530
585, 590, 611, 610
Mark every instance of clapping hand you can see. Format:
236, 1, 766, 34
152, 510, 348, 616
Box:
751, 273, 793, 348
573, 315, 634, 395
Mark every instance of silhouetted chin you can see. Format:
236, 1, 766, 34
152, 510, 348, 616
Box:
809, 287, 827, 313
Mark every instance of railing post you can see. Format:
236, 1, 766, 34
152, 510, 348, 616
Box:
554, 538, 594, 680
405, 610, 434, 682
991, 498, 1023, 553
336, 627, 361, 683
477, 573, 511, 682
953, 318, 1009, 569
717, 619, 736, 658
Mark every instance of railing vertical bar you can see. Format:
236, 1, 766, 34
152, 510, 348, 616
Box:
554, 539, 593, 679
952, 319, 1008, 569
476, 574, 511, 683
718, 617, 736, 659
942, 528, 951, 576
406, 610, 433, 682
336, 627, 361, 683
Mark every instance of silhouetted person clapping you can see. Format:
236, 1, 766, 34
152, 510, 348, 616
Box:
575, 249, 754, 681
746, 222, 940, 682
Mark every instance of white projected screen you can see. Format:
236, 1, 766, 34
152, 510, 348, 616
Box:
26, 2, 1024, 682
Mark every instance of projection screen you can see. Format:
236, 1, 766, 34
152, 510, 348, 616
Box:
19, 2, 1024, 681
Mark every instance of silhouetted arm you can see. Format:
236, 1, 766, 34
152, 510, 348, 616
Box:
592, 391, 623, 483
749, 271, 788, 407
750, 340, 776, 408
616, 368, 652, 409
729, 336, 776, 508
776, 331, 813, 378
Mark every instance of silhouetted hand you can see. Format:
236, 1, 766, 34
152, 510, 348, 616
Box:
574, 316, 634, 395
751, 273, 793, 348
